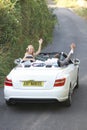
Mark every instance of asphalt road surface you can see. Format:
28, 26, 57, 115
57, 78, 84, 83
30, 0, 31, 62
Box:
0, 7, 87, 130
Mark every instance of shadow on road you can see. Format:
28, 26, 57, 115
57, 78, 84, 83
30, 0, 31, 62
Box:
7, 102, 66, 112
1, 83, 87, 113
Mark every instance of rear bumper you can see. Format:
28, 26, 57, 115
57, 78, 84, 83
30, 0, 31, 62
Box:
6, 98, 59, 104
4, 86, 69, 102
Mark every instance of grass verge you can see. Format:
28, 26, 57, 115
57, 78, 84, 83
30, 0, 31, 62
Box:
73, 7, 87, 19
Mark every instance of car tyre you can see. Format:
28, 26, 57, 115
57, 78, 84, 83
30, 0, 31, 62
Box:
75, 74, 79, 89
65, 85, 72, 107
6, 100, 16, 106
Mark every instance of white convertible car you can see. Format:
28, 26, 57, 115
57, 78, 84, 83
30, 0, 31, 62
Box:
4, 52, 80, 106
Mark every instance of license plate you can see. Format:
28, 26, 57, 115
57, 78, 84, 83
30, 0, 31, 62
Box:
23, 80, 44, 87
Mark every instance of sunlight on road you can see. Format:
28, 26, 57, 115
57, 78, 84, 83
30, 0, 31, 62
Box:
46, 0, 57, 8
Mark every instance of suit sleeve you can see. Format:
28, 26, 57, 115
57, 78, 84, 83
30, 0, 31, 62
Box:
58, 49, 74, 66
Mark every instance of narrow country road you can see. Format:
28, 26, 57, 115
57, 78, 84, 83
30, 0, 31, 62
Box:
0, 5, 87, 130
43, 7, 87, 83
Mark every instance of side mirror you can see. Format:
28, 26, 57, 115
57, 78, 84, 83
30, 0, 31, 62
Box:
73, 58, 80, 65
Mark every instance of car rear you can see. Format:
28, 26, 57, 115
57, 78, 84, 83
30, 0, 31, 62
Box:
4, 67, 70, 104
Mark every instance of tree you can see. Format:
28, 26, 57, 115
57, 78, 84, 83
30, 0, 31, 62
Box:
19, 0, 56, 47
0, 0, 56, 86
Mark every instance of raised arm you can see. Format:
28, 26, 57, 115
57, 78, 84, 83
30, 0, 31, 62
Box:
34, 38, 43, 56
67, 43, 76, 59
58, 43, 76, 66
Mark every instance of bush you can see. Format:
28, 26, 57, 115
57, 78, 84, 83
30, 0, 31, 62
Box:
20, 0, 56, 49
0, 0, 56, 86
0, 0, 21, 45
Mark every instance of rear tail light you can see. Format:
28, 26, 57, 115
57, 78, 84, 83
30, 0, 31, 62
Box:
54, 78, 66, 87
4, 78, 13, 87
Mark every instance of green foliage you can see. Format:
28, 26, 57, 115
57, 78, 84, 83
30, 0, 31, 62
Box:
0, 0, 56, 86
0, 0, 22, 86
74, 7, 87, 19
20, 0, 56, 49
0, 0, 21, 45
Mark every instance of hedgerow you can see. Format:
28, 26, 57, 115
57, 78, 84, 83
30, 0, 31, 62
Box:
0, 0, 56, 86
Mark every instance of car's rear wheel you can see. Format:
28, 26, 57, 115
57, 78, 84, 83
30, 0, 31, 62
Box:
65, 85, 72, 107
6, 100, 16, 106
75, 74, 79, 89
